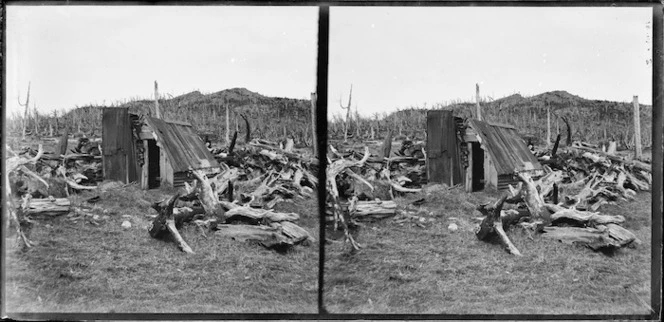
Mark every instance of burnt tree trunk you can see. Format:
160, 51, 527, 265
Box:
476, 195, 522, 256
148, 193, 195, 254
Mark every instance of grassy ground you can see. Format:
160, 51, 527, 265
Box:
4, 139, 319, 313
323, 185, 652, 314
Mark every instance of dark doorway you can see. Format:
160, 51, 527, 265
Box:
471, 142, 485, 191
147, 140, 161, 189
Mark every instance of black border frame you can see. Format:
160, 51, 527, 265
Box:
1, 2, 662, 321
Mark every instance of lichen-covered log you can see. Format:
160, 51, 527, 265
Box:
276, 221, 315, 245
224, 206, 299, 224
597, 223, 639, 247
351, 200, 397, 221
23, 198, 70, 216
544, 203, 625, 226
215, 224, 293, 249
542, 226, 622, 250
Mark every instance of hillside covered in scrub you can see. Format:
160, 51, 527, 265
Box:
331, 91, 653, 149
13, 88, 314, 146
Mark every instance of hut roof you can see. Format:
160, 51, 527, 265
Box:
144, 116, 220, 172
468, 119, 543, 175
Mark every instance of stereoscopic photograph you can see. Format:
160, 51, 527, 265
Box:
324, 6, 653, 314
4, 5, 319, 313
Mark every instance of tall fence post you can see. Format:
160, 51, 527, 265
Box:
310, 92, 318, 156
546, 103, 551, 148
154, 81, 161, 119
633, 95, 642, 159
475, 83, 482, 121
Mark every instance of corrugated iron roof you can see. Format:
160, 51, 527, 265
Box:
468, 119, 542, 175
144, 116, 220, 172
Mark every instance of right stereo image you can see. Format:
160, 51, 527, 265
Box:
323, 6, 654, 315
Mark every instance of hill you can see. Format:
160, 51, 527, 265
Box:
52, 88, 314, 145
335, 91, 653, 149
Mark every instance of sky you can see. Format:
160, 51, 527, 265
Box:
5, 6, 318, 116
329, 7, 653, 118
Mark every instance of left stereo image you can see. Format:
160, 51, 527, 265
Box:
3, 5, 320, 314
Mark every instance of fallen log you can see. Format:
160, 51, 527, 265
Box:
224, 206, 299, 224
542, 226, 622, 250
544, 203, 625, 226
214, 224, 293, 249
276, 221, 315, 245
148, 193, 195, 254
597, 223, 639, 247
351, 200, 397, 221
23, 198, 70, 216
624, 170, 650, 191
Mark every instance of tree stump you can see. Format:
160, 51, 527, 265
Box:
148, 193, 194, 254
475, 195, 522, 256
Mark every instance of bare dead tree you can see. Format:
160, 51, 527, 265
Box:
310, 92, 318, 155
225, 101, 230, 144
154, 81, 161, 119
355, 104, 361, 139
33, 104, 39, 137
633, 96, 642, 159
18, 81, 31, 140
561, 116, 572, 146
240, 113, 251, 143
340, 84, 353, 142
475, 83, 482, 121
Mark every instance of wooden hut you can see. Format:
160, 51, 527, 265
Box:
102, 108, 220, 189
426, 110, 543, 191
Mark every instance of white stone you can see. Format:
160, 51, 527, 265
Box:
121, 220, 132, 229
448, 223, 458, 232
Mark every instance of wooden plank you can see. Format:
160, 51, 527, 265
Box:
160, 148, 168, 187
142, 140, 149, 189
633, 96, 642, 159
465, 143, 473, 192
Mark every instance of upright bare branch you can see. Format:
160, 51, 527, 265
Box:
340, 84, 353, 142
154, 81, 161, 119
475, 83, 482, 121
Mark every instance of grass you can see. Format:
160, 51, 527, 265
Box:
4, 183, 319, 313
323, 185, 652, 314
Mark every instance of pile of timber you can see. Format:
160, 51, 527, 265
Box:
476, 140, 649, 256
207, 137, 319, 208
12, 144, 103, 197
5, 144, 74, 248
147, 136, 318, 253
325, 142, 425, 251
148, 168, 316, 253
534, 140, 651, 211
